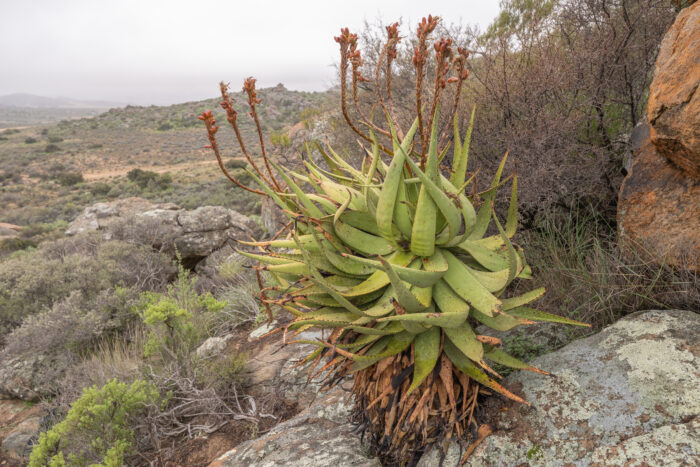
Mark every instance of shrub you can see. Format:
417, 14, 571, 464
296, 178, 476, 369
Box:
35, 257, 261, 465
126, 168, 172, 190
225, 158, 248, 170
0, 234, 171, 340
56, 171, 84, 186
43, 143, 61, 153
0, 170, 21, 184
269, 129, 291, 148
89, 181, 112, 196
0, 237, 35, 256
138, 263, 225, 359
29, 379, 162, 467
24, 137, 38, 144
0, 287, 143, 396
210, 275, 265, 333
47, 135, 64, 143
3, 287, 139, 358
0, 221, 67, 256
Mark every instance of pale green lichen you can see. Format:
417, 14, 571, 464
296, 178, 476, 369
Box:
590, 419, 699, 465
617, 338, 698, 418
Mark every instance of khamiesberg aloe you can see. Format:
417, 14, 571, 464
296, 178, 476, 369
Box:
200, 17, 588, 465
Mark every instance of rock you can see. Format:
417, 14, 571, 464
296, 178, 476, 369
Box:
209, 383, 380, 467
65, 198, 170, 236
617, 138, 700, 270
1, 416, 41, 459
620, 4, 700, 270
65, 197, 260, 267
248, 321, 277, 341
0, 354, 61, 402
419, 309, 700, 466
194, 243, 238, 276
242, 330, 327, 409
196, 335, 234, 359
260, 196, 287, 236
647, 2, 700, 178
210, 323, 372, 466
623, 121, 651, 174
0, 399, 44, 463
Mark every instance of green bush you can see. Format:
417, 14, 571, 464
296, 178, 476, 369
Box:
126, 168, 172, 190
47, 135, 64, 143
29, 379, 161, 467
90, 182, 112, 196
225, 158, 248, 170
269, 129, 291, 148
138, 264, 224, 361
24, 137, 38, 144
56, 171, 84, 186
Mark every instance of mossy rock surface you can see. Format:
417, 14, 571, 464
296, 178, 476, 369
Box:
420, 309, 700, 466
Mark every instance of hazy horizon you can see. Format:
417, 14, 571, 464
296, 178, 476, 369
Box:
0, 0, 499, 106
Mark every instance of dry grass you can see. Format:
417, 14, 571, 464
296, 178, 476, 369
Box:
519, 207, 699, 330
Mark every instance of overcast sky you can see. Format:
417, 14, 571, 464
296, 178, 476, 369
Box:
0, 0, 500, 106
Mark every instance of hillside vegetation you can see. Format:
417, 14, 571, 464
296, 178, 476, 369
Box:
0, 84, 332, 252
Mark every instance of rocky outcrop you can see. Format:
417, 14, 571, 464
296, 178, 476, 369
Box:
211, 310, 700, 466
210, 384, 379, 467
618, 137, 700, 270
0, 399, 44, 463
421, 309, 700, 466
1, 416, 41, 460
618, 4, 700, 269
65, 197, 260, 267
647, 3, 700, 178
0, 353, 65, 402
209, 324, 379, 466
242, 327, 328, 409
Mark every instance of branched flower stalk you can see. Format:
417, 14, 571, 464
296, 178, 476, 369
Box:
200, 16, 589, 466
413, 15, 440, 162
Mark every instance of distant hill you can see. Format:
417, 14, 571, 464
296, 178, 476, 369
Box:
0, 93, 121, 109
0, 93, 125, 127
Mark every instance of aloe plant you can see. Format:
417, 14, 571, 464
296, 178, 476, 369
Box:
200, 17, 589, 465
